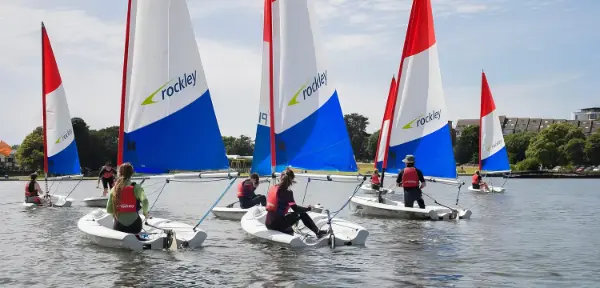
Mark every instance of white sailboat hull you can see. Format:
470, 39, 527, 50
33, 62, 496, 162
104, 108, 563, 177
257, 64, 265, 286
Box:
359, 184, 394, 195
349, 196, 472, 220
241, 206, 368, 248
211, 207, 248, 221
467, 185, 505, 193
78, 209, 206, 251
83, 196, 108, 208
22, 194, 73, 209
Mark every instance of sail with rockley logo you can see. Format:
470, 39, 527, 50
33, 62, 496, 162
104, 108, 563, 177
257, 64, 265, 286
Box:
141, 70, 197, 105
289, 70, 328, 106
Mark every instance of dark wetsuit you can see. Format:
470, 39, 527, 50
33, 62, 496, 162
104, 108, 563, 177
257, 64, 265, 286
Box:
99, 167, 116, 189
238, 180, 266, 209
396, 167, 426, 209
265, 187, 320, 236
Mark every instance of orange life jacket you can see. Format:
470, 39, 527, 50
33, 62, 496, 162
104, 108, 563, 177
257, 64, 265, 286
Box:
472, 174, 479, 185
237, 179, 255, 197
24, 181, 38, 197
371, 174, 380, 185
266, 185, 292, 216
401, 167, 419, 188
116, 183, 140, 213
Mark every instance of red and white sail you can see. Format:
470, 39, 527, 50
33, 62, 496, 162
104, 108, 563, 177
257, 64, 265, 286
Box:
375, 76, 397, 168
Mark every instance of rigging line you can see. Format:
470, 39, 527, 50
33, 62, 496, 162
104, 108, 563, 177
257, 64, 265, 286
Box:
147, 181, 169, 213
193, 176, 238, 231
329, 180, 365, 220
300, 177, 311, 205
63, 179, 84, 199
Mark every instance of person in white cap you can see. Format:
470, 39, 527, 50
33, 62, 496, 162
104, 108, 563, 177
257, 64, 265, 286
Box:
396, 155, 426, 209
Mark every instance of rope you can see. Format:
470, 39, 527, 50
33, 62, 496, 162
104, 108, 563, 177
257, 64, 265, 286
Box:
193, 176, 238, 231
455, 180, 463, 205
62, 179, 84, 199
421, 190, 460, 212
147, 181, 169, 213
300, 177, 311, 205
328, 180, 364, 220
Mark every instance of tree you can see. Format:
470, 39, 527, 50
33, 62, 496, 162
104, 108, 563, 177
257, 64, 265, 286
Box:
585, 131, 600, 165
563, 138, 586, 165
515, 158, 540, 171
525, 123, 586, 168
450, 128, 457, 147
454, 125, 479, 165
89, 126, 119, 169
71, 117, 93, 169
11, 144, 19, 150
366, 129, 380, 161
344, 113, 370, 161
223, 135, 254, 156
504, 132, 535, 164
16, 127, 44, 171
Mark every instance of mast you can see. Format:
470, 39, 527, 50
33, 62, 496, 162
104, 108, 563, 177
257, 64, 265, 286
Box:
117, 0, 133, 166
266, 0, 276, 174
41, 22, 49, 176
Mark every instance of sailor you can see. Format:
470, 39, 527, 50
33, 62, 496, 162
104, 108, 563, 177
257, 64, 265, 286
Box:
371, 169, 381, 191
396, 155, 427, 209
265, 170, 327, 238
97, 162, 117, 197
24, 172, 44, 205
472, 171, 490, 191
237, 173, 267, 209
106, 163, 149, 234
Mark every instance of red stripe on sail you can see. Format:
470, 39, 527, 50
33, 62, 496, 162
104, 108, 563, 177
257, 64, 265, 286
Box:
374, 76, 397, 167
480, 71, 497, 118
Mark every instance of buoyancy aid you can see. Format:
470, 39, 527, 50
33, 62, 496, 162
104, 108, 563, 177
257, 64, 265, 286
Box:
237, 179, 255, 197
266, 185, 292, 216
371, 174, 380, 185
24, 181, 38, 197
102, 168, 114, 179
116, 183, 141, 213
401, 167, 419, 188
471, 174, 479, 185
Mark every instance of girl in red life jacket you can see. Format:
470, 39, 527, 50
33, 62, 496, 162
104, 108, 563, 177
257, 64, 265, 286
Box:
265, 170, 327, 238
106, 163, 149, 234
371, 169, 381, 191
471, 171, 490, 192
24, 172, 44, 205
96, 162, 117, 197
238, 173, 267, 209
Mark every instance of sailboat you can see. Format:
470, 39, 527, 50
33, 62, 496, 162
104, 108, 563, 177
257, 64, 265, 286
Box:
239, 0, 368, 248
24, 23, 83, 209
348, 0, 471, 220
359, 76, 397, 196
77, 0, 237, 251
467, 71, 510, 193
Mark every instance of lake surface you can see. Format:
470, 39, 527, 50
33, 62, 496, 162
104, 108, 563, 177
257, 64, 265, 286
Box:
1, 176, 599, 287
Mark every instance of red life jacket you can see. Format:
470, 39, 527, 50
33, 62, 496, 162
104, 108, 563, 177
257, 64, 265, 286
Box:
237, 179, 255, 197
103, 168, 114, 179
266, 185, 292, 216
401, 167, 419, 188
371, 174, 380, 185
471, 174, 479, 184
24, 182, 38, 197
116, 183, 140, 213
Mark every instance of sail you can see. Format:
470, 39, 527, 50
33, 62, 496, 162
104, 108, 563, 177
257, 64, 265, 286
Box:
479, 71, 510, 172
118, 0, 228, 173
42, 23, 81, 175
251, 0, 274, 176
272, 0, 357, 172
375, 76, 397, 170
386, 0, 457, 178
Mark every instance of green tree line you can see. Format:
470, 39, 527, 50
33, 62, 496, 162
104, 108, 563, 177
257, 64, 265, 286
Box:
14, 115, 599, 173
454, 123, 600, 171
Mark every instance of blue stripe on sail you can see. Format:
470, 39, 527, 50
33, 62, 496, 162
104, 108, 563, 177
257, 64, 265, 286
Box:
383, 123, 457, 178
481, 146, 510, 172
274, 91, 357, 172
48, 140, 81, 175
123, 90, 229, 173
251, 124, 272, 176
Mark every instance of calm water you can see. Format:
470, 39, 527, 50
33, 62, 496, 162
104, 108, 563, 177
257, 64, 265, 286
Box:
1, 177, 599, 287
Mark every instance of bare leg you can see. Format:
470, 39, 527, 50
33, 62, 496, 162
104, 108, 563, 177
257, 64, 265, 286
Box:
102, 188, 108, 196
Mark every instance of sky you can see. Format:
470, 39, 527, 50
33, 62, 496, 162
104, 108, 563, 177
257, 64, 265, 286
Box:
1, 0, 599, 146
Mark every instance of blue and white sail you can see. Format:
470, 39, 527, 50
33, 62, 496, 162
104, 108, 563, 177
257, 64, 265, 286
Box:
270, 0, 357, 172
251, 0, 275, 176
479, 71, 510, 173
118, 0, 228, 173
42, 23, 81, 176
385, 0, 457, 179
